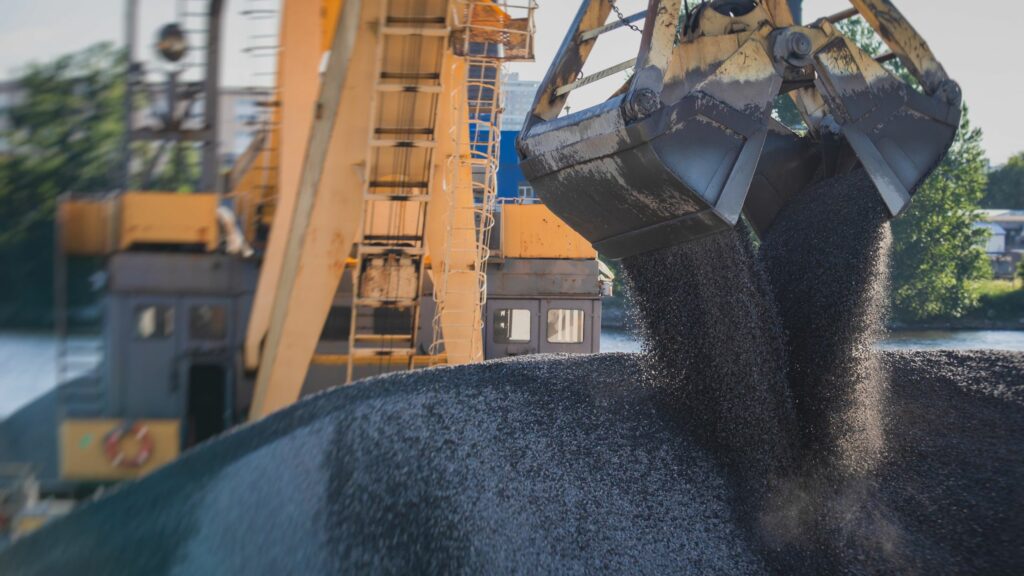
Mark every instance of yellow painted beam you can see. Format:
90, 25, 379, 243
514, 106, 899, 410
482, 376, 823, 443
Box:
322, 0, 343, 53
248, 0, 373, 419
847, 0, 949, 94
244, 0, 330, 371
311, 354, 446, 367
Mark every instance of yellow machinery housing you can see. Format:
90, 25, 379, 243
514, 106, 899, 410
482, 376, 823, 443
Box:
58, 192, 220, 256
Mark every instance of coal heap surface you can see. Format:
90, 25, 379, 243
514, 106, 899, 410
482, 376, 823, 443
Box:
0, 354, 768, 575
0, 351, 1021, 575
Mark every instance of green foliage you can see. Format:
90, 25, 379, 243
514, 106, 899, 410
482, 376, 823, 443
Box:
0, 44, 126, 324
837, 17, 992, 322
0, 43, 201, 326
1017, 260, 1024, 285
889, 108, 992, 321
964, 279, 1024, 322
985, 153, 1024, 209
2, 44, 125, 246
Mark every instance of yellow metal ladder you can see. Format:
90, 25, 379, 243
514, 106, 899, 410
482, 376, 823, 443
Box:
345, 0, 450, 383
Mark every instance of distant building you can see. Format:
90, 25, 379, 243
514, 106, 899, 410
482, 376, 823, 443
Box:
979, 209, 1024, 279
497, 73, 540, 200
501, 72, 539, 131
975, 222, 1007, 254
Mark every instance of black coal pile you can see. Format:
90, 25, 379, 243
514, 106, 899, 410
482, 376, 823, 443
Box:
0, 355, 769, 575
1, 350, 1020, 576
2, 171, 1022, 575
757, 170, 900, 573
619, 168, 1023, 573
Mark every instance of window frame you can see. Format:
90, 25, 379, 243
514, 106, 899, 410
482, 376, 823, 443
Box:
493, 308, 533, 344
545, 308, 586, 344
135, 304, 175, 340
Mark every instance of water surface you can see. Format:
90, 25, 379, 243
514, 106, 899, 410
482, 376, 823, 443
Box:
601, 329, 1024, 355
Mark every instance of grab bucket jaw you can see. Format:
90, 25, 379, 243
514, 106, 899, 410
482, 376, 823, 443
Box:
517, 0, 961, 259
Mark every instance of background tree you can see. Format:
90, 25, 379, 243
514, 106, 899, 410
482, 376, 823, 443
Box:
0, 42, 199, 326
0, 44, 124, 325
985, 153, 1024, 209
838, 17, 991, 321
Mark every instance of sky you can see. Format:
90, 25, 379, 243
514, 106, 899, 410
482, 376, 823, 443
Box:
1, 0, 1021, 164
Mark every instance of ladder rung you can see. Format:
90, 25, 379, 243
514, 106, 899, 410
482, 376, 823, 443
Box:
354, 299, 419, 309
381, 26, 449, 37
364, 193, 431, 203
375, 127, 435, 135
358, 245, 425, 256
386, 16, 446, 25
362, 234, 424, 242
370, 139, 436, 148
353, 334, 414, 342
349, 348, 417, 357
369, 180, 430, 189
376, 84, 443, 94
381, 72, 440, 81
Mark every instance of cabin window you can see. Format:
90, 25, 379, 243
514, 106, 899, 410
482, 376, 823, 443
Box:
546, 309, 585, 344
493, 309, 532, 343
136, 305, 174, 339
189, 305, 227, 341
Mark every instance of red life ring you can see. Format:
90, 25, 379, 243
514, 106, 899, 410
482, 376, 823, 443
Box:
103, 421, 154, 469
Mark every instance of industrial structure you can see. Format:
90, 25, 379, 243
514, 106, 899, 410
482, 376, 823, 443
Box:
0, 0, 612, 539
0, 0, 961, 545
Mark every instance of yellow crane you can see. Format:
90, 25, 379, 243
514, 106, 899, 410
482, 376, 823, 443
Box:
230, 0, 538, 418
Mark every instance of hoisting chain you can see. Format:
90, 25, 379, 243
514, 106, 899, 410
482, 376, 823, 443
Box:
609, 0, 642, 33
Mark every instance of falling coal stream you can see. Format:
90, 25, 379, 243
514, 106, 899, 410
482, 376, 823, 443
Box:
623, 169, 899, 571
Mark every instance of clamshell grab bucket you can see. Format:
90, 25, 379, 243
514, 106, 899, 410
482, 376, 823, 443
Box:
517, 0, 961, 259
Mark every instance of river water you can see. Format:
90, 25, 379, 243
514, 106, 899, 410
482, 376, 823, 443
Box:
1, 329, 1023, 418
600, 328, 1024, 354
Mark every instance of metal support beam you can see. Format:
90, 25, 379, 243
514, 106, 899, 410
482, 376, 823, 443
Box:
122, 0, 138, 191
243, 0, 325, 372
200, 0, 225, 192
249, 0, 371, 419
